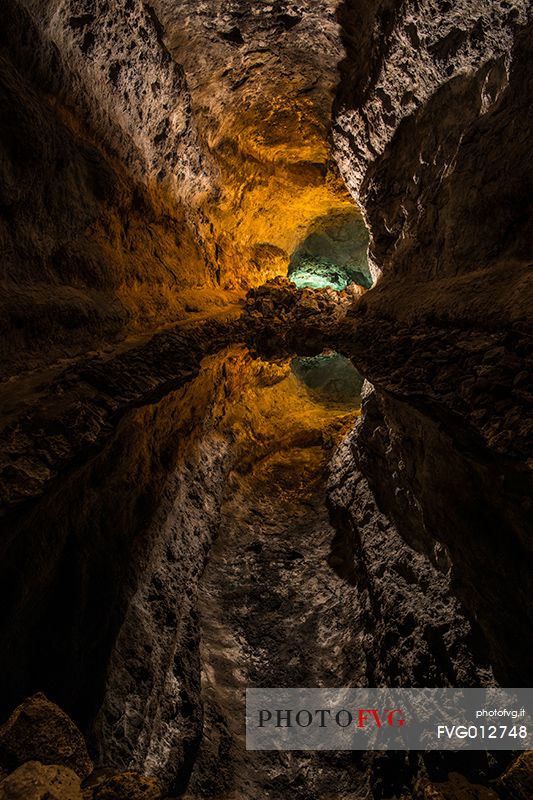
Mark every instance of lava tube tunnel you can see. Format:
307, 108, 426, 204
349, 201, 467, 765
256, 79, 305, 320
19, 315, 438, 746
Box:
0, 1, 531, 799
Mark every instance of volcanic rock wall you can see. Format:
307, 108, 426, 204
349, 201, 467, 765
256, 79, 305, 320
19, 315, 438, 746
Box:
0, 0, 225, 378
0, 0, 531, 794
151, 0, 369, 287
330, 0, 533, 686
93, 346, 357, 792
0, 0, 369, 378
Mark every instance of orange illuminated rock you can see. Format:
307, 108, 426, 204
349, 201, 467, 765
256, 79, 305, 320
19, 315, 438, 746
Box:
0, 761, 83, 800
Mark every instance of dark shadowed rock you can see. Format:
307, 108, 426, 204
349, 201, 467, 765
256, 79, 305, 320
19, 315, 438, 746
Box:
414, 772, 499, 799
495, 752, 533, 800
0, 694, 92, 778
0, 0, 530, 797
329, 0, 533, 694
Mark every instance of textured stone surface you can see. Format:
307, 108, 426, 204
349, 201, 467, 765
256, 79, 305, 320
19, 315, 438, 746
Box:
15, 0, 211, 194
82, 770, 161, 800
328, 0, 533, 691
326, 371, 532, 687
0, 693, 92, 778
0, 0, 531, 797
0, 315, 242, 513
0, 317, 244, 729
495, 751, 533, 800
0, 0, 221, 378
327, 402, 493, 688
243, 276, 364, 357
94, 346, 360, 793
0, 761, 83, 800
152, 0, 366, 287
0, 0, 369, 379
414, 772, 500, 800
335, 0, 530, 277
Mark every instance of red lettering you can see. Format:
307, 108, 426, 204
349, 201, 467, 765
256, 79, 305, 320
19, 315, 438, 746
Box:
386, 709, 405, 728
356, 709, 406, 728
357, 709, 382, 727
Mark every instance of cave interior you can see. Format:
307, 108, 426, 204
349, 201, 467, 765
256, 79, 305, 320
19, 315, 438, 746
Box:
0, 0, 531, 799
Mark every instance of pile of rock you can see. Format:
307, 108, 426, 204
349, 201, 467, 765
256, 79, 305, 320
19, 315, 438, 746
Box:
0, 693, 531, 799
0, 694, 161, 800
242, 276, 364, 357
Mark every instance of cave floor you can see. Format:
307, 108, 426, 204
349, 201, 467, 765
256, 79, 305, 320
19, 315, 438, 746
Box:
183, 403, 367, 798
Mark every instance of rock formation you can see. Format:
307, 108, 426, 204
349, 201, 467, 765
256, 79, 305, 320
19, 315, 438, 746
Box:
0, 0, 531, 798
0, 694, 162, 799
330, 0, 533, 690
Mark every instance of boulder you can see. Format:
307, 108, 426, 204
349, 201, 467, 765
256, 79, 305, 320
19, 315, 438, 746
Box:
0, 694, 93, 779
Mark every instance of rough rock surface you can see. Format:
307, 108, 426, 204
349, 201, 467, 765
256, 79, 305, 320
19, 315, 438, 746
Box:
327, 410, 493, 689
0, 761, 83, 800
154, 348, 363, 797
0, 0, 369, 378
0, 315, 242, 513
152, 0, 367, 287
330, 316, 533, 685
0, 0, 531, 798
0, 0, 223, 378
15, 0, 212, 194
328, 0, 533, 689
95, 346, 360, 793
414, 772, 500, 800
0, 319, 243, 728
0, 693, 92, 779
82, 770, 161, 800
495, 751, 533, 800
243, 276, 364, 356
335, 0, 530, 222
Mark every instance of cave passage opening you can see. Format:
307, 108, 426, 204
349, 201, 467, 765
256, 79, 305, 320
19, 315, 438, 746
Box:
287, 210, 372, 291
283, 210, 369, 409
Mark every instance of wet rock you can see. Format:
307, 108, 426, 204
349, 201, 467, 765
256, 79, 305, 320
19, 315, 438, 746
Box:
0, 761, 83, 800
327, 404, 493, 689
0, 315, 243, 513
0, 694, 92, 779
327, 0, 533, 699
0, 1, 531, 798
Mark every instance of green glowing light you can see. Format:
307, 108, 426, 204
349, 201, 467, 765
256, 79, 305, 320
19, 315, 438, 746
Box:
288, 256, 372, 292
290, 270, 345, 291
